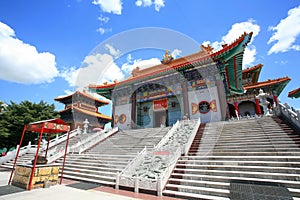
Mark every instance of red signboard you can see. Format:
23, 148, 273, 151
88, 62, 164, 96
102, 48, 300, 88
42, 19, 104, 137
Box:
153, 98, 168, 111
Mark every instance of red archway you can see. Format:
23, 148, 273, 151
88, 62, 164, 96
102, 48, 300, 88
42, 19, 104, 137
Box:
8, 118, 70, 190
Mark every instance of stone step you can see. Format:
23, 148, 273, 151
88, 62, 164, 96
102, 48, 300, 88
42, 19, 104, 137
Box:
175, 164, 300, 173
60, 174, 115, 186
165, 183, 229, 198
61, 163, 122, 172
180, 155, 300, 161
163, 189, 229, 200
59, 160, 128, 168
61, 170, 115, 183
188, 151, 300, 156
63, 166, 116, 177
177, 159, 300, 167
191, 147, 300, 152
173, 168, 300, 181
170, 173, 300, 189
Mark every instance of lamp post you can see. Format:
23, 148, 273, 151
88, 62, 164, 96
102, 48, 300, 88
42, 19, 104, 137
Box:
83, 119, 89, 134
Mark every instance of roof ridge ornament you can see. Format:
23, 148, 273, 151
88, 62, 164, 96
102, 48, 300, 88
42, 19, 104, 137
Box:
200, 44, 214, 54
161, 50, 173, 64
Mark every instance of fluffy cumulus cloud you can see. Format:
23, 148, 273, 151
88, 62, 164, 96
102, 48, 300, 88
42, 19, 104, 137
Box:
61, 53, 125, 90
135, 0, 165, 12
92, 0, 122, 15
203, 19, 260, 68
60, 44, 124, 89
105, 44, 120, 57
268, 5, 300, 55
121, 56, 161, 74
171, 49, 182, 58
0, 21, 58, 84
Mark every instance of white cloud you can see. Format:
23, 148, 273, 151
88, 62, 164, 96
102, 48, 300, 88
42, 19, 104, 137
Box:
135, 0, 165, 12
92, 0, 122, 15
98, 15, 109, 24
96, 27, 112, 35
202, 19, 260, 68
154, 0, 165, 12
105, 44, 120, 57
268, 5, 300, 55
0, 21, 58, 84
171, 49, 182, 58
121, 57, 161, 74
61, 53, 125, 90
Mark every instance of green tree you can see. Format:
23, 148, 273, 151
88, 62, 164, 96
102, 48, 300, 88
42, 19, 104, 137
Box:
0, 100, 59, 149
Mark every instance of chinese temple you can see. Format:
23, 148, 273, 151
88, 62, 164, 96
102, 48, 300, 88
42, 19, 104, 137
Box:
54, 90, 111, 130
88, 32, 291, 130
227, 63, 291, 118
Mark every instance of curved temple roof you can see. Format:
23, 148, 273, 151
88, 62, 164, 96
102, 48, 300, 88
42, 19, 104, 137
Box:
89, 32, 253, 99
54, 90, 110, 106
288, 87, 300, 98
244, 77, 291, 96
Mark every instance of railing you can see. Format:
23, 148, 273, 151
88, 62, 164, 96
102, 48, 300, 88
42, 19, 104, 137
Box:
116, 146, 181, 196
275, 102, 300, 131
69, 127, 119, 154
154, 120, 180, 149
0, 142, 33, 165
116, 119, 200, 195
43, 129, 79, 151
183, 118, 201, 155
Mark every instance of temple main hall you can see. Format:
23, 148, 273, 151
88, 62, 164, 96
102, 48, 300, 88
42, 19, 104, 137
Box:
89, 32, 290, 130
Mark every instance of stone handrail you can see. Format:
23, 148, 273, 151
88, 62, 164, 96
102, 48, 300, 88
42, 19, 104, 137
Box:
117, 146, 181, 195
157, 146, 182, 196
69, 127, 119, 154
183, 117, 201, 156
154, 120, 180, 149
45, 129, 79, 150
0, 142, 33, 165
119, 146, 147, 177
275, 102, 300, 131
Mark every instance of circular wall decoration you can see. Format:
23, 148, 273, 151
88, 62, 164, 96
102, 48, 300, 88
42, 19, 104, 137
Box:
198, 101, 211, 114
119, 114, 126, 124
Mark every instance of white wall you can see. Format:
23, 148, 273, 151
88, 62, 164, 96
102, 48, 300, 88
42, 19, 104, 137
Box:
114, 103, 132, 130
188, 86, 222, 123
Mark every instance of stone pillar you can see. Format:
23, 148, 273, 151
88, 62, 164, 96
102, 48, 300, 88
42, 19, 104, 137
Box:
181, 78, 190, 119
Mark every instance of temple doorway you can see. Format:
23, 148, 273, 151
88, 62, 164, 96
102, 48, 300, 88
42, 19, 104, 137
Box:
238, 101, 256, 117
153, 110, 168, 127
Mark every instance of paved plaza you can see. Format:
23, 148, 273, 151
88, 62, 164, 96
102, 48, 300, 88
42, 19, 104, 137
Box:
0, 168, 178, 200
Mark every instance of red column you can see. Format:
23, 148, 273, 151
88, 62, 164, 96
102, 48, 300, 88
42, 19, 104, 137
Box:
8, 125, 27, 186
273, 95, 278, 106
255, 98, 261, 115
234, 101, 239, 116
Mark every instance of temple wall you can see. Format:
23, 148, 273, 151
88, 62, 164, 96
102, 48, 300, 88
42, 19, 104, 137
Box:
188, 86, 222, 123
114, 103, 132, 130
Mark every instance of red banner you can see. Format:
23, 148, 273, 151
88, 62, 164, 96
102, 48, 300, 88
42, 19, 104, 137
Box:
153, 99, 168, 111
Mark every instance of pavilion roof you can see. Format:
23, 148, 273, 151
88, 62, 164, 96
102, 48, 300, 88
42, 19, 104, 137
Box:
242, 63, 263, 84
244, 77, 291, 96
57, 106, 112, 121
288, 87, 300, 98
26, 118, 70, 134
54, 90, 109, 106
89, 32, 253, 99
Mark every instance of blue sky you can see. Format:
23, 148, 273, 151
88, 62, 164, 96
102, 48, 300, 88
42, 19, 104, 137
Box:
0, 0, 299, 115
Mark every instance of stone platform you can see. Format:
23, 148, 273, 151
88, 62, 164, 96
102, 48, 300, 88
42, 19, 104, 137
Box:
11, 163, 60, 190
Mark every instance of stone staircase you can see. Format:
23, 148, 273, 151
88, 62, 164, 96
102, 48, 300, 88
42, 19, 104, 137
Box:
56, 127, 170, 186
163, 116, 300, 200
0, 131, 92, 169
